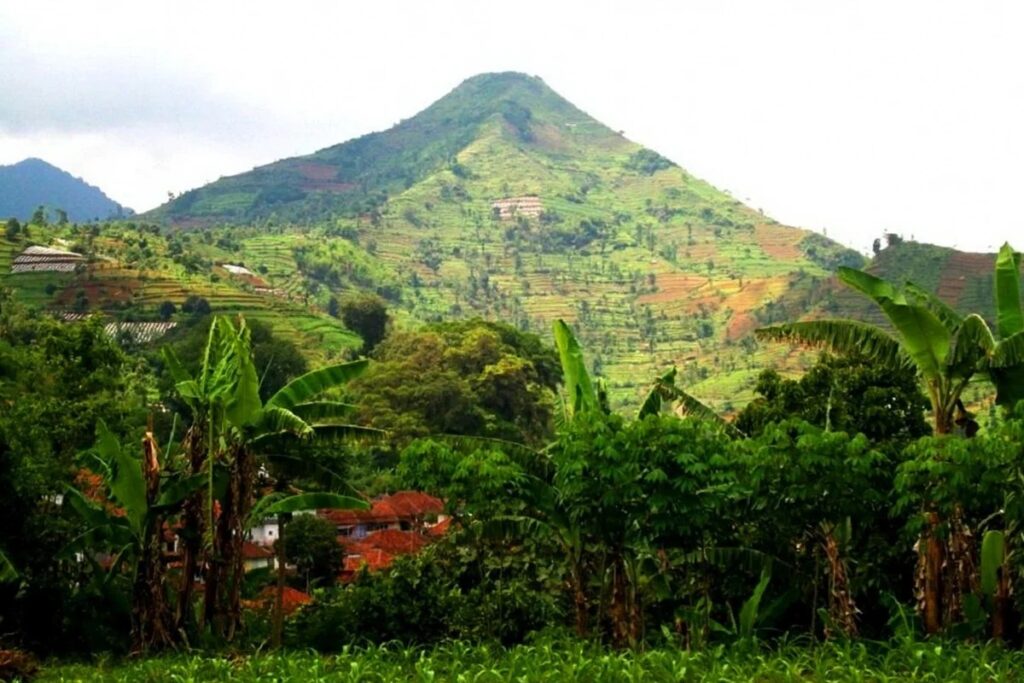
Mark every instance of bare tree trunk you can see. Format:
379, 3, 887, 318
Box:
821, 526, 858, 639
921, 511, 944, 635
272, 513, 290, 649
131, 429, 175, 653
176, 425, 205, 635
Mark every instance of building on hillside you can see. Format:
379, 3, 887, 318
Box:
242, 542, 276, 572
221, 263, 255, 276
319, 491, 449, 580
104, 321, 178, 344
320, 491, 446, 539
10, 245, 85, 273
491, 195, 543, 220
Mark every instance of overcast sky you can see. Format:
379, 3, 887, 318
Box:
1, 1, 1021, 253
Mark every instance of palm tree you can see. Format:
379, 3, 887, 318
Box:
756, 243, 1024, 435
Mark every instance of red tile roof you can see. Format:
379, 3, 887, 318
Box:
320, 491, 443, 526
243, 586, 311, 616
343, 529, 430, 555
339, 527, 442, 578
427, 517, 452, 536
242, 542, 275, 560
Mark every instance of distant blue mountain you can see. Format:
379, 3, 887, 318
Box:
0, 158, 131, 222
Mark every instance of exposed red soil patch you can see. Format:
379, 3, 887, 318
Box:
726, 312, 759, 340
935, 251, 993, 307
636, 274, 709, 305
57, 278, 140, 306
293, 162, 339, 181
755, 224, 804, 261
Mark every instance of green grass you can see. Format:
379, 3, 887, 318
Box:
38, 640, 1024, 682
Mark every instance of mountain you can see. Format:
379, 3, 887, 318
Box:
0, 158, 131, 222
140, 72, 875, 408
152, 73, 635, 225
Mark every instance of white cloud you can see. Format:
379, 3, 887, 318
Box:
0, 0, 1021, 252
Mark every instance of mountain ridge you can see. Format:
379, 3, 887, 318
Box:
0, 158, 131, 222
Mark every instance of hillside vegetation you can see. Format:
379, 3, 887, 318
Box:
141, 72, 867, 408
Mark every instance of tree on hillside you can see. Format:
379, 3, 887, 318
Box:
351, 320, 558, 446
30, 206, 46, 226
4, 218, 20, 241
157, 301, 176, 321
735, 353, 930, 454
181, 295, 211, 316
341, 293, 389, 354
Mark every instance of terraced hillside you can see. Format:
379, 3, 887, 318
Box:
142, 72, 869, 409
796, 240, 1009, 333
0, 227, 362, 363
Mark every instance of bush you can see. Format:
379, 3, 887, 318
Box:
287, 543, 561, 649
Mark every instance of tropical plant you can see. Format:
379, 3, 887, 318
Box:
551, 319, 602, 421
66, 421, 206, 652
756, 243, 1024, 435
162, 315, 376, 641
638, 366, 742, 437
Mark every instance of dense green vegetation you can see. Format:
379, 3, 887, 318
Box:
1, 242, 1023, 681
5, 73, 1024, 681
36, 640, 1024, 682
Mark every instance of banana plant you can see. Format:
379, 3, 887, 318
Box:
757, 243, 1024, 435
552, 319, 604, 421
162, 315, 381, 640
66, 420, 206, 652
638, 366, 743, 438
0, 549, 17, 584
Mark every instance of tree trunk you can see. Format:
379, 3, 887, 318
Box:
821, 526, 858, 638
992, 555, 1012, 641
176, 424, 205, 635
922, 511, 944, 635
225, 446, 254, 642
943, 507, 977, 627
272, 513, 291, 649
131, 429, 175, 653
608, 554, 631, 648
569, 563, 589, 638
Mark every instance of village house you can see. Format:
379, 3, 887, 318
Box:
318, 491, 449, 579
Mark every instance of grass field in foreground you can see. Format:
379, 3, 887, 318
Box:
39, 640, 1024, 682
